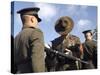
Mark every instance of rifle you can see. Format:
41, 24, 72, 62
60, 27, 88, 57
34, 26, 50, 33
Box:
45, 46, 89, 64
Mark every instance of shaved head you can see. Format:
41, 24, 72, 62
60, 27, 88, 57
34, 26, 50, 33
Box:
20, 15, 38, 27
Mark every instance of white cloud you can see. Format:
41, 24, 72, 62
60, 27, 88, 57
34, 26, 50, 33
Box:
34, 3, 57, 22
77, 19, 92, 26
15, 14, 22, 25
80, 6, 88, 9
66, 5, 78, 15
66, 5, 88, 16
76, 19, 94, 31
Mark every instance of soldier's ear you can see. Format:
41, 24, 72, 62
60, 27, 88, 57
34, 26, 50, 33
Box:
31, 16, 34, 23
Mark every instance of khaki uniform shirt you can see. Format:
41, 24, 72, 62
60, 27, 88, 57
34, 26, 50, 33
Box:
14, 26, 45, 73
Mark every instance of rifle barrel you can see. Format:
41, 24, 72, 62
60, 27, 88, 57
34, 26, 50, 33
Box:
45, 47, 89, 64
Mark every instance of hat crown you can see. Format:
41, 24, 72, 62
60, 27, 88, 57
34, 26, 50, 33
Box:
55, 16, 74, 35
82, 30, 92, 34
17, 7, 40, 14
17, 7, 41, 22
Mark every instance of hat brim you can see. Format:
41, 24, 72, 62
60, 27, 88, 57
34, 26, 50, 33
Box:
82, 30, 93, 36
37, 17, 41, 22
32, 14, 41, 22
17, 7, 41, 22
55, 16, 74, 35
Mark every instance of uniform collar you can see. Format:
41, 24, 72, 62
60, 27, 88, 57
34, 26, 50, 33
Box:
22, 25, 36, 29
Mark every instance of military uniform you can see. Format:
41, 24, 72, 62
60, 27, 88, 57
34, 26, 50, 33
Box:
45, 16, 82, 71
82, 40, 97, 69
14, 7, 45, 73
51, 34, 81, 71
14, 27, 45, 73
82, 30, 97, 69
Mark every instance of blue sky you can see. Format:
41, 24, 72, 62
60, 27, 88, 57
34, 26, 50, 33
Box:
11, 1, 97, 44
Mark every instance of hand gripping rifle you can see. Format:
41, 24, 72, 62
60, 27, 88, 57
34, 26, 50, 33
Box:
45, 45, 89, 65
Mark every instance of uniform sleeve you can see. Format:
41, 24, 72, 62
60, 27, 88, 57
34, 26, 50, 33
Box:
29, 29, 45, 72
75, 37, 81, 44
75, 37, 83, 58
